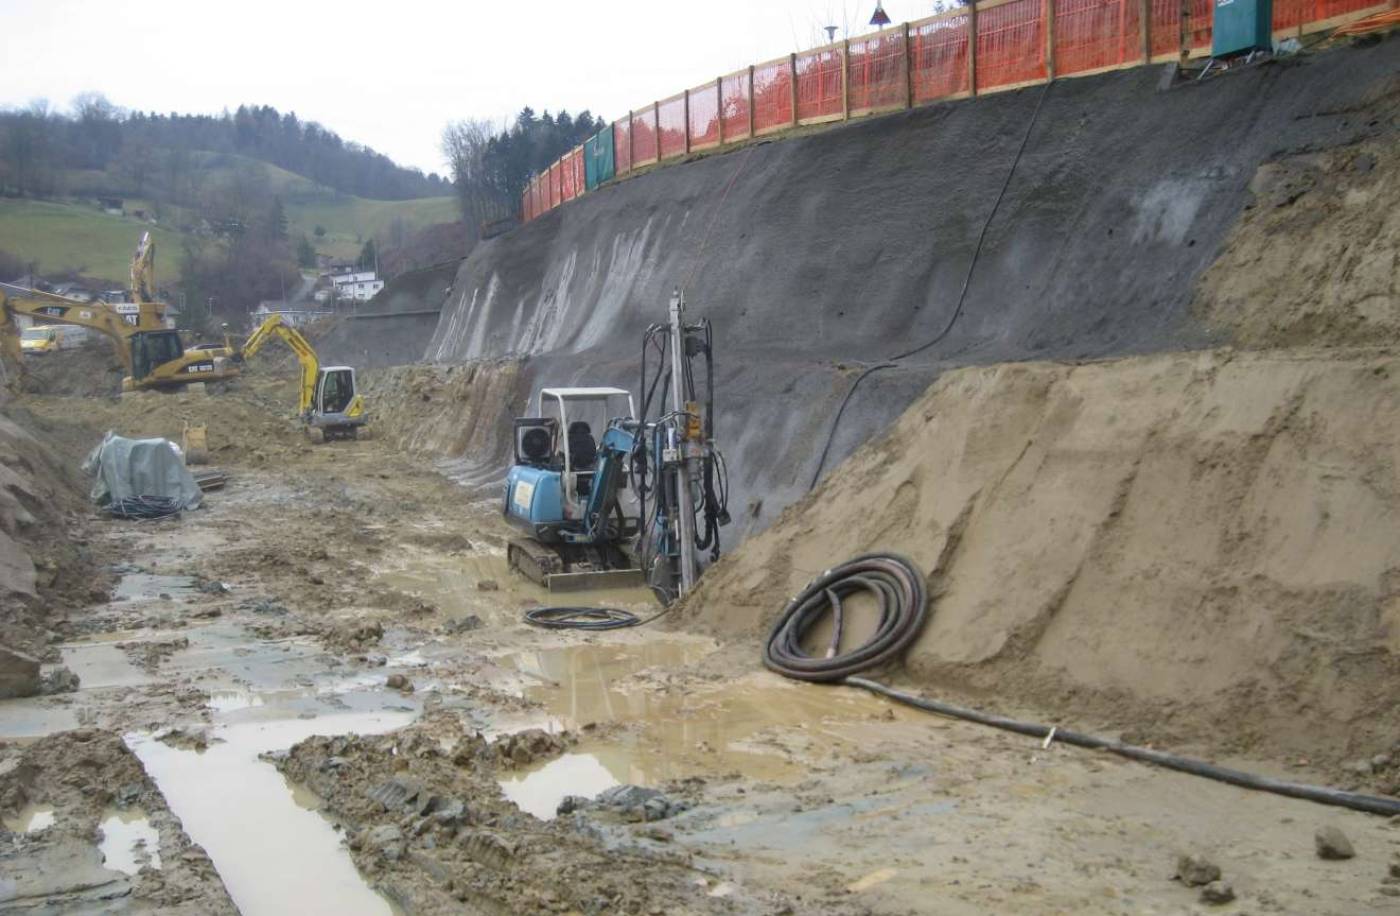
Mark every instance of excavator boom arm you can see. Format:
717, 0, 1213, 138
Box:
1, 290, 137, 374
240, 314, 321, 415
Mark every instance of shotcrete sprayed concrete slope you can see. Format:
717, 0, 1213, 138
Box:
426, 41, 1400, 534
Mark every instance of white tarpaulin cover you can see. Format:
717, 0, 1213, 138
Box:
82, 432, 202, 510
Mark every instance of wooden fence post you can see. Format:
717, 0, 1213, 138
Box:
653, 101, 660, 160
1045, 0, 1057, 80
1141, 0, 1151, 61
789, 53, 799, 126
683, 90, 691, 154
904, 22, 914, 109
627, 110, 634, 171
842, 39, 851, 120
747, 65, 756, 136
968, 2, 979, 96
716, 77, 724, 144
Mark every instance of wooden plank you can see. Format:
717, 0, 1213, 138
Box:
716, 77, 724, 144
789, 53, 799, 127
747, 65, 756, 138
903, 23, 914, 109
968, 1, 979, 97
797, 112, 847, 127
683, 89, 691, 154
842, 38, 851, 121
1140, 0, 1151, 62
653, 101, 660, 161
1045, 0, 1057, 80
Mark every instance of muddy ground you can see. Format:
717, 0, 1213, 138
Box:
2, 377, 1400, 915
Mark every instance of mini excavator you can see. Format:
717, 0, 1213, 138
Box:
503, 290, 729, 602
237, 313, 367, 440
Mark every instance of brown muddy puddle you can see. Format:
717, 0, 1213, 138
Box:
130, 710, 411, 916
488, 639, 922, 820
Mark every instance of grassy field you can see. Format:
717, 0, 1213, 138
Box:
0, 199, 187, 284
0, 153, 458, 282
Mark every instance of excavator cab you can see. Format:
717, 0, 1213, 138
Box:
129, 330, 185, 382
309, 366, 365, 439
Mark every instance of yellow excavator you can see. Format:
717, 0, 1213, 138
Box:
0, 233, 239, 393
238, 313, 367, 440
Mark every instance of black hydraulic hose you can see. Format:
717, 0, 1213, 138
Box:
764, 553, 1400, 817
847, 677, 1400, 817
763, 554, 928, 682
524, 606, 640, 630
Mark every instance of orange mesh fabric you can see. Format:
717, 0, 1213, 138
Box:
977, 0, 1047, 89
688, 81, 721, 148
911, 14, 971, 101
1186, 0, 1212, 49
549, 163, 560, 209
795, 47, 844, 121
658, 94, 687, 159
613, 118, 632, 174
1149, 0, 1180, 55
561, 152, 577, 201
848, 31, 908, 113
631, 108, 658, 165
1317, 0, 1385, 18
753, 58, 794, 132
1055, 0, 1142, 74
721, 70, 752, 141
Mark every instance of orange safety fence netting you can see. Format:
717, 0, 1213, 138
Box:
721, 69, 752, 141
1055, 0, 1143, 75
688, 81, 721, 148
848, 30, 908, 114
549, 162, 560, 209
631, 107, 658, 165
658, 94, 688, 159
977, 0, 1048, 89
911, 14, 971, 101
753, 57, 794, 133
613, 118, 632, 174
795, 46, 845, 122
1186, 0, 1213, 49
1148, 0, 1181, 57
561, 152, 577, 201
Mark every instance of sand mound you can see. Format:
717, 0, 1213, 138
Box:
680, 347, 1400, 765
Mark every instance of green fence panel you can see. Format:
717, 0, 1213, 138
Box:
584, 128, 616, 190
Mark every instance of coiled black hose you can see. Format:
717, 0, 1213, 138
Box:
762, 554, 928, 682
765, 552, 1400, 816
524, 606, 640, 630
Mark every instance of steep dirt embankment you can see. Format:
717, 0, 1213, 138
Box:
313, 261, 461, 369
680, 348, 1400, 764
415, 40, 1400, 536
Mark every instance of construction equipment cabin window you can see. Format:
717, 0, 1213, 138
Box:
131, 332, 183, 381
320, 370, 352, 413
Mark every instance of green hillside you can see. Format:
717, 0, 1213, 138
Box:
0, 152, 458, 283
0, 199, 186, 283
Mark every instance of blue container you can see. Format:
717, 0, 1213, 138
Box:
1212, 0, 1273, 56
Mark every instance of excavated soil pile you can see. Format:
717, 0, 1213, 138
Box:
16, 341, 126, 398
680, 348, 1400, 769
278, 715, 773, 914
0, 405, 108, 651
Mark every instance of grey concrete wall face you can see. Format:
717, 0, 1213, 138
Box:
426, 42, 1400, 538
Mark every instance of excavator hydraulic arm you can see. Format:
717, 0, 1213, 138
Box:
240, 314, 321, 417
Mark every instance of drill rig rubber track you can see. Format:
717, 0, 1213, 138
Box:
506, 537, 645, 593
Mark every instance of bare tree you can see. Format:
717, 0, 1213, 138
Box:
441, 119, 509, 237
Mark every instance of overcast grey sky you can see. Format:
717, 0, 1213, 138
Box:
0, 0, 911, 178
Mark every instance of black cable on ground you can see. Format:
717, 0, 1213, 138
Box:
807, 79, 1055, 491
523, 603, 680, 631
765, 552, 1400, 817
105, 496, 184, 520
524, 606, 641, 630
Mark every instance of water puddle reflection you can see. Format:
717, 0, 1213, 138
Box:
98, 808, 161, 875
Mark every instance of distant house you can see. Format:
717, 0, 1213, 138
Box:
329, 268, 384, 303
250, 301, 331, 329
